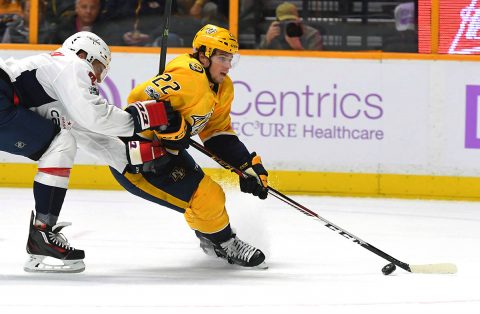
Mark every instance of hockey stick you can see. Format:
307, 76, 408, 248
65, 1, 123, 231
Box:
157, 0, 173, 76
189, 139, 457, 275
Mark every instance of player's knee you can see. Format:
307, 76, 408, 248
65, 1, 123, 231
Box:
55, 130, 77, 156
38, 130, 77, 169
185, 176, 229, 233
35, 131, 77, 188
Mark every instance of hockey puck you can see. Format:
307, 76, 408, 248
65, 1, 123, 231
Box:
382, 263, 396, 275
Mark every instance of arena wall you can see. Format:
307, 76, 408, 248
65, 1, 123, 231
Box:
2, 48, 480, 200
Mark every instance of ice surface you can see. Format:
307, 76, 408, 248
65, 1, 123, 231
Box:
0, 188, 478, 314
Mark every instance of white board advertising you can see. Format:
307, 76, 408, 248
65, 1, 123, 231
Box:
0, 49, 479, 176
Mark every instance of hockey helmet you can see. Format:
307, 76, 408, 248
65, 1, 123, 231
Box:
62, 31, 111, 82
192, 24, 239, 58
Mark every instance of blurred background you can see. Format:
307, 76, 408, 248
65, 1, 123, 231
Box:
0, 0, 420, 52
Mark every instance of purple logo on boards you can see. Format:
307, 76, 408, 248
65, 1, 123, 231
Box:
99, 77, 122, 107
465, 85, 480, 148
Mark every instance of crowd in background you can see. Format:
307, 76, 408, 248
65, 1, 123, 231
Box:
0, 0, 418, 52
0, 0, 229, 46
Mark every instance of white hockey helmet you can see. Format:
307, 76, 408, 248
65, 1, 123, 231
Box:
62, 31, 111, 82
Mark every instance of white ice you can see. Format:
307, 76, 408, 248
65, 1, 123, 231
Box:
0, 187, 479, 314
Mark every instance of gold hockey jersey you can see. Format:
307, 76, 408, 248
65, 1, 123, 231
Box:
127, 53, 236, 141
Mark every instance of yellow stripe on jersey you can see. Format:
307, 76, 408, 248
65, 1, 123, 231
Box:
123, 172, 189, 209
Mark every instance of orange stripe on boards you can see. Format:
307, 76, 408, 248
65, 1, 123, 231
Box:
4, 44, 480, 62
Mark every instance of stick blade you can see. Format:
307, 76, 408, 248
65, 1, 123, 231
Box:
409, 263, 457, 274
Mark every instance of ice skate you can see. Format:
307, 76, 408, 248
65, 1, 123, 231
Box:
199, 234, 268, 269
24, 211, 85, 273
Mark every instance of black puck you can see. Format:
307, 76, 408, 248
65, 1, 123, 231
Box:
382, 263, 396, 275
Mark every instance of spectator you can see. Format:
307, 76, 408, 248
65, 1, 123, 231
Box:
2, 0, 56, 44
102, 0, 178, 46
150, 8, 202, 48
0, 0, 23, 38
0, 0, 21, 15
44, 0, 75, 24
51, 0, 122, 46
237, 0, 266, 49
259, 1, 322, 50
102, 0, 174, 21
189, 0, 205, 18
175, 0, 194, 15
382, 2, 417, 52
189, 0, 228, 21
199, 1, 227, 28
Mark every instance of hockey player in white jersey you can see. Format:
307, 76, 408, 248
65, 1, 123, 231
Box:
0, 31, 173, 273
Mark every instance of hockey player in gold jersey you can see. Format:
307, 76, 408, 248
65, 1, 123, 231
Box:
111, 25, 269, 268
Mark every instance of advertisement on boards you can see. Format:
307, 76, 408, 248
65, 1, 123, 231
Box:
110, 55, 434, 174
228, 57, 429, 173
1, 49, 480, 176
442, 61, 480, 176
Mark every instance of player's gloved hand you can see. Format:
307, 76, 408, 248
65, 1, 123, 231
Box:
125, 100, 176, 133
239, 152, 268, 200
125, 136, 170, 173
155, 111, 192, 151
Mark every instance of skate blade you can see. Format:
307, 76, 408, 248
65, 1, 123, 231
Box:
254, 261, 268, 270
226, 259, 269, 270
232, 261, 268, 270
200, 245, 216, 257
24, 255, 85, 273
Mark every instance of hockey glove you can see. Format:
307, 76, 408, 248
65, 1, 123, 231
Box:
126, 136, 171, 173
154, 111, 192, 151
125, 100, 176, 133
239, 152, 269, 200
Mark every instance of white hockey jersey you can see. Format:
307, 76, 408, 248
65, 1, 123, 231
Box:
0, 47, 132, 172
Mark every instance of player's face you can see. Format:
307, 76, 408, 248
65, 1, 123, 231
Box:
92, 60, 106, 83
76, 0, 101, 25
77, 52, 106, 83
209, 51, 234, 84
